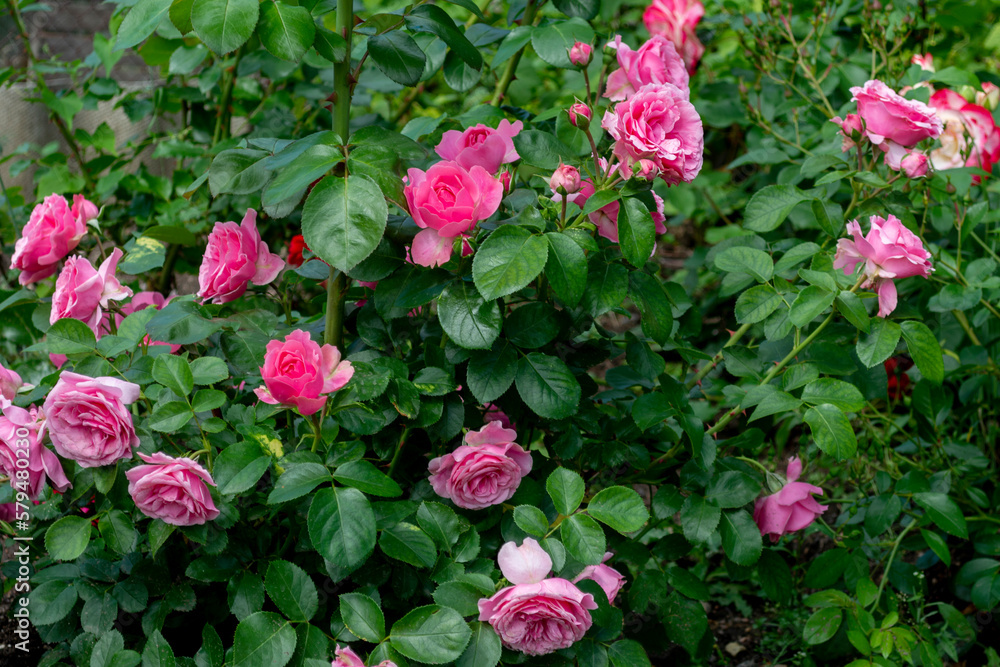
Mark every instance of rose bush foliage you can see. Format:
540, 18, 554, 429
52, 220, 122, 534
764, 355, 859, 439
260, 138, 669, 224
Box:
1, 0, 1000, 666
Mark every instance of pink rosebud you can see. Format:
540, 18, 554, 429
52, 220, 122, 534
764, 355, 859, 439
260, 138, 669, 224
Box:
331, 644, 397, 667
254, 329, 354, 416
50, 248, 132, 336
753, 457, 828, 542
499, 170, 513, 194
831, 113, 864, 152
634, 159, 660, 181
572, 552, 626, 603
125, 452, 220, 526
10, 194, 89, 285
0, 363, 24, 401
568, 41, 592, 67
567, 102, 592, 128
549, 164, 582, 195
900, 151, 928, 178
911, 53, 935, 72
72, 194, 99, 225
0, 403, 71, 499
850, 80, 944, 170
435, 120, 523, 173
604, 35, 690, 102
197, 209, 285, 305
642, 0, 705, 73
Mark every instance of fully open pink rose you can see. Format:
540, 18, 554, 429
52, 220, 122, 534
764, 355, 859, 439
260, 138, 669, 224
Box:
11, 194, 91, 285
0, 403, 71, 499
197, 209, 284, 304
117, 291, 180, 353
928, 89, 1000, 177
642, 0, 705, 72
0, 363, 24, 401
604, 35, 689, 102
833, 214, 933, 317
435, 120, 523, 173
603, 83, 703, 184
572, 552, 626, 604
125, 452, 219, 526
753, 457, 828, 542
428, 421, 532, 510
43, 372, 141, 468
403, 161, 503, 267
50, 248, 132, 335
254, 329, 353, 416
850, 80, 943, 169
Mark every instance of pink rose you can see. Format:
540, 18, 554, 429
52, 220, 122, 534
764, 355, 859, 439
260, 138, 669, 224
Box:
900, 151, 928, 178
831, 113, 864, 152
50, 248, 132, 335
850, 80, 944, 169
567, 101, 592, 127
428, 421, 532, 510
117, 291, 181, 353
331, 644, 396, 667
569, 41, 592, 67
561, 179, 667, 244
435, 119, 523, 173
833, 214, 933, 317
928, 89, 1000, 177
403, 161, 503, 268
642, 0, 705, 73
125, 452, 219, 526
0, 403, 71, 499
43, 371, 141, 468
254, 329, 354, 416
602, 83, 704, 184
753, 457, 828, 542
549, 164, 581, 195
0, 504, 16, 522
911, 53, 935, 72
572, 552, 626, 604
10, 194, 92, 285
197, 209, 284, 305
483, 403, 513, 429
479, 538, 597, 655
976, 82, 999, 111
605, 35, 689, 102
0, 363, 24, 401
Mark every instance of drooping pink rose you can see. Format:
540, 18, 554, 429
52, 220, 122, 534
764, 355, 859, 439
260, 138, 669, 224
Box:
549, 164, 581, 195
435, 120, 523, 173
254, 329, 354, 416
831, 113, 864, 152
43, 372, 141, 468
928, 89, 1000, 177
0, 363, 24, 401
50, 248, 132, 335
567, 101, 592, 127
833, 214, 933, 317
479, 538, 597, 655
0, 403, 71, 499
125, 452, 219, 526
572, 552, 626, 604
569, 42, 593, 67
900, 151, 929, 178
642, 0, 705, 73
605, 35, 690, 102
753, 457, 828, 542
603, 83, 704, 184
403, 161, 504, 268
10, 194, 91, 285
428, 421, 532, 510
197, 209, 284, 305
116, 291, 180, 353
850, 80, 944, 169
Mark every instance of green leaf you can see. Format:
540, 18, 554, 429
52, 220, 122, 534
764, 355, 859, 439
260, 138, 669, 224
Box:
390, 605, 473, 664
561, 513, 607, 566
680, 495, 720, 545
544, 232, 588, 306
145, 300, 222, 345
617, 197, 655, 268
115, 0, 173, 51
743, 185, 810, 232
865, 494, 901, 536
530, 17, 594, 68
472, 226, 548, 301
153, 354, 194, 397
803, 404, 857, 460
190, 0, 260, 55
803, 607, 843, 645
374, 265, 450, 319
719, 509, 763, 566
705, 471, 762, 508
583, 260, 628, 317
456, 621, 501, 667
588, 486, 650, 534
466, 342, 517, 403
232, 611, 297, 667
98, 510, 137, 555
546, 467, 585, 515
267, 463, 331, 504
30, 580, 78, 625
214, 442, 271, 495
608, 640, 651, 667
228, 572, 265, 619
369, 31, 428, 86
149, 521, 175, 558
714, 246, 774, 282
632, 392, 671, 431
257, 1, 315, 62
628, 271, 674, 346
265, 560, 318, 622
142, 629, 176, 667
333, 459, 402, 497
340, 592, 386, 642
45, 516, 91, 561
921, 529, 951, 567
801, 378, 865, 412
836, 290, 870, 333
856, 318, 902, 368
89, 629, 125, 667
511, 130, 575, 170
148, 401, 193, 433
552, 0, 600, 20
45, 317, 97, 354
789, 286, 836, 327
263, 145, 342, 207
660, 591, 708, 656
438, 281, 501, 350
190, 357, 229, 385
308, 487, 376, 570
758, 551, 794, 604
901, 320, 944, 385
120, 235, 166, 274
82, 593, 119, 636
515, 352, 581, 419
302, 174, 388, 273
735, 285, 783, 324
748, 389, 801, 422
913, 493, 968, 539
514, 505, 550, 537
405, 5, 482, 69
380, 522, 438, 568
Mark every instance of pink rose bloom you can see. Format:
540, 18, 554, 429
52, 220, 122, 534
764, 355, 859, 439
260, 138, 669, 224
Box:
428, 421, 532, 510
831, 113, 864, 152
125, 452, 219, 526
331, 644, 396, 667
479, 538, 597, 655
0, 403, 71, 499
833, 214, 933, 317
0, 363, 24, 401
976, 82, 999, 111
116, 291, 181, 353
567, 101, 592, 127
43, 371, 141, 468
911, 53, 935, 72
435, 119, 523, 173
900, 152, 928, 178
254, 329, 354, 416
560, 179, 667, 243
549, 164, 581, 195
928, 89, 1000, 177
50, 248, 132, 335
605, 35, 690, 102
569, 41, 592, 67
753, 457, 828, 542
483, 403, 513, 429
572, 552, 626, 604
403, 161, 503, 268
197, 209, 284, 305
0, 504, 16, 522
850, 80, 944, 169
642, 0, 705, 73
10, 194, 92, 285
602, 83, 704, 184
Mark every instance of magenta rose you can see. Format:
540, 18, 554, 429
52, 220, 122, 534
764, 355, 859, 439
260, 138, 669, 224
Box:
403, 161, 504, 268
602, 83, 704, 184
125, 452, 220, 526
572, 552, 626, 604
569, 41, 592, 67
478, 538, 597, 655
833, 214, 933, 317
43, 371, 141, 468
197, 209, 284, 304
50, 247, 132, 335
604, 35, 690, 102
428, 421, 532, 510
0, 403, 71, 499
116, 291, 181, 353
850, 79, 943, 169
254, 329, 354, 416
0, 363, 25, 401
10, 194, 93, 285
435, 119, 523, 173
928, 89, 1000, 177
642, 0, 705, 73
753, 457, 828, 542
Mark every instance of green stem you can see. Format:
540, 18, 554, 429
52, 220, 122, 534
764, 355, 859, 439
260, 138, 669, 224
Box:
324, 269, 346, 349
490, 0, 538, 105
387, 427, 410, 479
158, 244, 181, 295
212, 49, 242, 146
310, 413, 323, 453
872, 520, 918, 609
688, 322, 752, 389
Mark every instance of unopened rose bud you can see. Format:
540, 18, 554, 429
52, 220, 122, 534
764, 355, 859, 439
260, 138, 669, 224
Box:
959, 84, 978, 102
568, 42, 592, 67
549, 164, 581, 195
567, 102, 592, 127
500, 171, 512, 194
900, 152, 928, 179
634, 160, 659, 181
977, 82, 1000, 110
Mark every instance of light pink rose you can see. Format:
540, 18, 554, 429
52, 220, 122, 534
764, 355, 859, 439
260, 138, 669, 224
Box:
116, 291, 181, 353
850, 80, 943, 169
928, 89, 1000, 178
900, 151, 928, 178
403, 161, 504, 268
43, 371, 140, 468
567, 101, 592, 127
911, 53, 935, 72
254, 329, 353, 416
197, 209, 284, 305
331, 644, 396, 667
549, 164, 582, 195
435, 120, 523, 173
831, 113, 864, 152
0, 363, 24, 401
833, 214, 933, 317
10, 194, 92, 285
50, 248, 132, 335
642, 0, 705, 73
427, 421, 532, 510
0, 403, 71, 499
605, 35, 689, 102
572, 552, 626, 604
569, 41, 593, 67
125, 452, 219, 526
753, 457, 828, 542
602, 83, 704, 184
